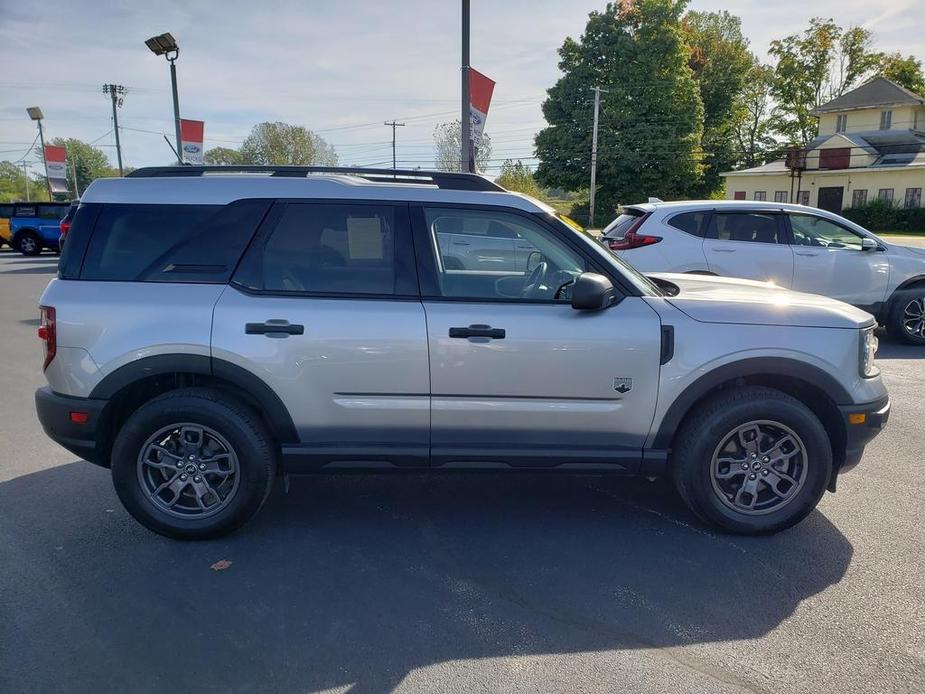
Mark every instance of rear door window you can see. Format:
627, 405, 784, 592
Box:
234, 202, 416, 296
706, 212, 784, 244
79, 200, 270, 282
14, 205, 36, 218
38, 205, 67, 220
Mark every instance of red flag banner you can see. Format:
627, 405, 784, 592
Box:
468, 68, 495, 150
44, 145, 69, 194
180, 119, 205, 164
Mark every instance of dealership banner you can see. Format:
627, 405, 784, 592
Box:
468, 68, 495, 150
180, 119, 205, 164
44, 145, 69, 194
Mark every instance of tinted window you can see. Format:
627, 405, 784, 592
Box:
602, 211, 644, 239
707, 213, 782, 244
425, 207, 587, 302
789, 215, 863, 250
667, 212, 708, 237
250, 203, 400, 295
0, 205, 13, 218
14, 205, 36, 217
38, 205, 67, 220
80, 200, 270, 282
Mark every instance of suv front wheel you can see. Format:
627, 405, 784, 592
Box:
111, 388, 276, 540
672, 386, 832, 535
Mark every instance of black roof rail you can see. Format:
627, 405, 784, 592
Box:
125, 165, 506, 192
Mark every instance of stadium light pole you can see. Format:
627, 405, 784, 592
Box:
145, 32, 183, 165
26, 107, 52, 199
460, 0, 472, 173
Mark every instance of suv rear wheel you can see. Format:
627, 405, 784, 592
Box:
111, 388, 276, 540
672, 386, 832, 535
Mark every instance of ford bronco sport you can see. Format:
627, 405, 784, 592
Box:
35, 166, 889, 539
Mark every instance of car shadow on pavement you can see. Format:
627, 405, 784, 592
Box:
875, 332, 925, 359
0, 464, 853, 694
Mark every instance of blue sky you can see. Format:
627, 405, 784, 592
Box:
1, 0, 922, 173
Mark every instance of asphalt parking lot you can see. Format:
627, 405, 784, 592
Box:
1, 248, 923, 694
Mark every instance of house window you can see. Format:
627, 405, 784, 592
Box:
797, 191, 810, 206
879, 188, 895, 202
880, 110, 893, 130
836, 114, 847, 133
733, 191, 746, 200
905, 188, 922, 208
852, 189, 868, 207
774, 191, 789, 203
819, 147, 851, 169
753, 191, 767, 201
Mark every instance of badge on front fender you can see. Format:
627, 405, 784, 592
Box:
613, 377, 633, 394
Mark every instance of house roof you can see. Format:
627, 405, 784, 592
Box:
811, 76, 925, 115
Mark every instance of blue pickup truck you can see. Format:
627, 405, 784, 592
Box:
4, 202, 71, 255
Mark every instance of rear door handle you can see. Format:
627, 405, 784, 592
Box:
712, 247, 736, 253
245, 320, 304, 336
795, 251, 820, 256
449, 324, 506, 339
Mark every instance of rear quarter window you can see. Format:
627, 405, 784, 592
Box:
667, 211, 709, 237
78, 200, 271, 283
0, 205, 14, 218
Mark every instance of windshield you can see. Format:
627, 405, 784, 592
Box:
549, 213, 662, 297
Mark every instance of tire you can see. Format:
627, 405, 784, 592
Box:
16, 231, 42, 256
672, 386, 832, 535
886, 287, 925, 345
111, 388, 277, 540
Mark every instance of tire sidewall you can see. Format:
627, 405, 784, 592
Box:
17, 232, 41, 256
111, 393, 274, 539
888, 289, 925, 345
680, 395, 832, 534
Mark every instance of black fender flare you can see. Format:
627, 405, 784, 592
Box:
652, 357, 852, 450
89, 354, 298, 443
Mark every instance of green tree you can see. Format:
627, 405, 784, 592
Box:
433, 121, 493, 172
496, 160, 542, 196
878, 52, 925, 95
684, 10, 755, 196
48, 137, 114, 196
203, 146, 243, 165
535, 0, 704, 224
0, 161, 50, 202
239, 122, 338, 165
769, 18, 880, 143
733, 63, 780, 168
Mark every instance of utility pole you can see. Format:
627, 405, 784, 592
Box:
460, 0, 472, 173
384, 120, 405, 169
103, 84, 126, 176
21, 162, 30, 202
589, 86, 608, 229
71, 157, 79, 198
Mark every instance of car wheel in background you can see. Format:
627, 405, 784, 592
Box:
111, 388, 277, 540
17, 231, 42, 256
886, 289, 925, 345
672, 386, 832, 535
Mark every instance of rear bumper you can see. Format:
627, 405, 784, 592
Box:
838, 395, 890, 475
34, 387, 109, 467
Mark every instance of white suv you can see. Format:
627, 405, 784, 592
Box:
35, 167, 889, 539
601, 200, 925, 344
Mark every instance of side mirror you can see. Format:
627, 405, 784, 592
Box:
860, 237, 879, 252
571, 272, 616, 311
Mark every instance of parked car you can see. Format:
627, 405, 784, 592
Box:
35, 166, 888, 540
600, 200, 925, 344
9, 201, 71, 255
57, 201, 79, 251
0, 203, 14, 249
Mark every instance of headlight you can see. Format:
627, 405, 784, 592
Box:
860, 327, 879, 377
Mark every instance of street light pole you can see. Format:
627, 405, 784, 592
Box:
460, 0, 471, 173
27, 107, 52, 200
145, 33, 183, 165
21, 162, 30, 202
589, 86, 608, 229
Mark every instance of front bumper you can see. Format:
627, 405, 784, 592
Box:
838, 395, 890, 476
34, 387, 109, 467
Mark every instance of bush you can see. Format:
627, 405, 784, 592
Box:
841, 199, 925, 232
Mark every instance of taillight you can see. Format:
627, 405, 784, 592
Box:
38, 306, 56, 370
59, 219, 71, 238
604, 213, 660, 251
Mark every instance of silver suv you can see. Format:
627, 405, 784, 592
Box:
35, 166, 890, 539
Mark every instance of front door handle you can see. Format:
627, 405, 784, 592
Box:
712, 247, 736, 253
795, 251, 819, 257
449, 324, 506, 339
245, 320, 304, 336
